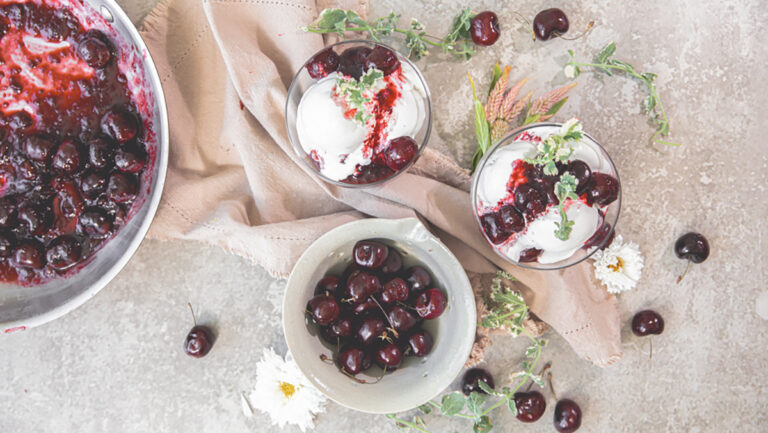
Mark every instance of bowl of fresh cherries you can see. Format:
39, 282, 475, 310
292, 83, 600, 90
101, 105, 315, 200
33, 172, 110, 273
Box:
283, 218, 476, 413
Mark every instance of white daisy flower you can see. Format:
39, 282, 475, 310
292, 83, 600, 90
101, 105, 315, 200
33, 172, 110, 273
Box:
564, 64, 578, 79
248, 348, 327, 432
591, 235, 644, 294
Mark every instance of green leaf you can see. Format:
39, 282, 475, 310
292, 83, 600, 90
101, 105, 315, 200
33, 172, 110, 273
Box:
344, 10, 368, 27
467, 392, 487, 416
473, 416, 493, 433
468, 74, 491, 170
446, 7, 474, 43
440, 392, 466, 416
643, 94, 656, 114
642, 72, 658, 83
545, 97, 569, 117
596, 42, 616, 64
315, 9, 347, 30
418, 403, 433, 414
477, 380, 497, 396
529, 374, 546, 388
523, 113, 541, 125
506, 397, 518, 415
488, 64, 503, 95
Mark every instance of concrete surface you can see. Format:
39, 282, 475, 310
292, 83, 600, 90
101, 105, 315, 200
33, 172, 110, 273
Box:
2, 0, 767, 432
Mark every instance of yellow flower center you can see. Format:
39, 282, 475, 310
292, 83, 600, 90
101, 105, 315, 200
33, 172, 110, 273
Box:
608, 257, 624, 272
279, 382, 297, 399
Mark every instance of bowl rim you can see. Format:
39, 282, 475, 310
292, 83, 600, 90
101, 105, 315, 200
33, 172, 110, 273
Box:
282, 217, 476, 413
284, 39, 433, 188
469, 122, 622, 271
0, 0, 169, 333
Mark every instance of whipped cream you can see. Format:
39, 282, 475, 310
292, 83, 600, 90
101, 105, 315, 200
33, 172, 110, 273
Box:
296, 64, 426, 181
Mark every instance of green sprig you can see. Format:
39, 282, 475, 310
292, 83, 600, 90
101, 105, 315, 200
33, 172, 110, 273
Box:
302, 8, 478, 60
554, 173, 579, 240
565, 42, 681, 146
335, 68, 384, 126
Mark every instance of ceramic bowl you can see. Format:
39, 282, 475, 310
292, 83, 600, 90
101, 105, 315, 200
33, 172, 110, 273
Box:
282, 218, 475, 413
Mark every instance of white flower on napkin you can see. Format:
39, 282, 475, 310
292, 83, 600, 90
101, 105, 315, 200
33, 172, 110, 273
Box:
592, 235, 644, 294
246, 348, 326, 432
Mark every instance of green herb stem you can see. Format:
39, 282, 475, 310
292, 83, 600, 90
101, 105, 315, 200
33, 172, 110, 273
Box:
385, 414, 432, 433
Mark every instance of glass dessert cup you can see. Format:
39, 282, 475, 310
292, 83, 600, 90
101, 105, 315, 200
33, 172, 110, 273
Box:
471, 123, 621, 271
285, 40, 432, 187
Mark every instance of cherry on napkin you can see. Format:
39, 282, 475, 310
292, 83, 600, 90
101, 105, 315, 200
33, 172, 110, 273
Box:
139, 0, 622, 367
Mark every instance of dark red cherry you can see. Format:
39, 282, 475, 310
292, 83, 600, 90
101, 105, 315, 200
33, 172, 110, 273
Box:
586, 173, 619, 206
461, 368, 495, 395
353, 240, 389, 268
18, 203, 51, 236
346, 270, 381, 303
102, 109, 139, 144
45, 236, 82, 271
338, 46, 372, 80
566, 160, 592, 194
352, 298, 379, 316
374, 342, 403, 369
480, 211, 510, 245
499, 204, 525, 233
0, 232, 14, 258
306, 47, 340, 79
518, 248, 542, 263
534, 178, 559, 206
554, 399, 582, 433
184, 325, 213, 358
631, 310, 664, 336
674, 232, 709, 263
51, 139, 82, 174
584, 222, 615, 250
343, 163, 394, 185
24, 135, 56, 164
329, 314, 355, 338
405, 266, 431, 292
415, 288, 446, 320
307, 294, 340, 325
407, 330, 434, 357
383, 136, 418, 171
88, 137, 114, 169
381, 278, 409, 304
114, 145, 146, 173
77, 34, 113, 68
106, 172, 138, 203
12, 240, 44, 269
357, 317, 387, 346
80, 172, 108, 198
314, 275, 340, 296
78, 208, 112, 238
381, 248, 402, 273
533, 8, 570, 41
364, 46, 400, 75
0, 199, 17, 228
514, 184, 546, 219
387, 305, 419, 332
514, 391, 547, 422
338, 345, 372, 375
470, 11, 500, 46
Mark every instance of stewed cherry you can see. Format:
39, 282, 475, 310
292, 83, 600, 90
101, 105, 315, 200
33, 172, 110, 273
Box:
461, 368, 495, 395
45, 236, 81, 271
364, 46, 400, 76
470, 11, 500, 46
499, 204, 525, 233
383, 136, 418, 171
306, 47, 339, 79
586, 173, 619, 206
518, 248, 542, 263
77, 33, 113, 68
101, 109, 139, 144
514, 184, 546, 219
51, 140, 82, 174
338, 46, 372, 80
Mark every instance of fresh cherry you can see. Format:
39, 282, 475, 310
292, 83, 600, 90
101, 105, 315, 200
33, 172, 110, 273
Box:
553, 399, 582, 432
533, 8, 569, 41
374, 342, 403, 369
338, 46, 372, 80
674, 232, 709, 264
586, 173, 619, 206
405, 266, 431, 292
51, 139, 82, 174
383, 136, 418, 171
314, 275, 340, 296
328, 314, 355, 338
307, 294, 340, 325
415, 288, 446, 320
514, 184, 546, 219
184, 303, 213, 358
353, 240, 389, 269
102, 109, 139, 144
364, 46, 400, 75
480, 211, 511, 245
381, 248, 402, 273
461, 368, 495, 395
499, 204, 525, 233
306, 47, 340, 79
407, 330, 434, 357
518, 248, 542, 263
45, 236, 81, 271
338, 345, 372, 375
470, 11, 500, 46
346, 270, 381, 303
12, 240, 44, 269
352, 298, 379, 316
387, 305, 419, 332
631, 310, 664, 336
514, 391, 547, 422
381, 278, 409, 304
356, 317, 387, 346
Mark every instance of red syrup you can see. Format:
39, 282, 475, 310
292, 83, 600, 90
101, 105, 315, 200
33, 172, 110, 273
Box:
0, 1, 150, 285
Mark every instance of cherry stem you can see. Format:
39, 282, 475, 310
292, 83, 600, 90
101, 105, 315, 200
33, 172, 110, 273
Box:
370, 296, 399, 339
526, 362, 551, 391
319, 353, 335, 364
547, 371, 558, 401
649, 336, 654, 362
187, 302, 197, 326
555, 21, 595, 41
677, 260, 691, 284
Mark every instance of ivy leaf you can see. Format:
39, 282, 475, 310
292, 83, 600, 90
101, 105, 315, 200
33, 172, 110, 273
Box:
472, 416, 493, 433
440, 392, 466, 416
467, 392, 487, 417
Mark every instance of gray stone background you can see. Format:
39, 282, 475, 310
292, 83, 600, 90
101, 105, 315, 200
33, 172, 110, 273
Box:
2, 0, 767, 432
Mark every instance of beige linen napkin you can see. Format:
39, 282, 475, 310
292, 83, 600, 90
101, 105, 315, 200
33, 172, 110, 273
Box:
140, 0, 622, 367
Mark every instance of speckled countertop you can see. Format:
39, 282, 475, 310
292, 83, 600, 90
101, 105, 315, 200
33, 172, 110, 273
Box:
2, 1, 767, 432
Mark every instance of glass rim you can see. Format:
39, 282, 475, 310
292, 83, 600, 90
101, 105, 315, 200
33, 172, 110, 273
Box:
469, 122, 622, 271
284, 39, 433, 189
